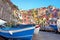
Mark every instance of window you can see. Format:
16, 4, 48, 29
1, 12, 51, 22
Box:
27, 17, 30, 19
24, 19, 26, 21
24, 15, 26, 17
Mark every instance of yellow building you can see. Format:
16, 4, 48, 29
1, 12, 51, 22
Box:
13, 10, 23, 24
32, 9, 38, 24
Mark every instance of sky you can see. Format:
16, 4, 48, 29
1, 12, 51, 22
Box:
11, 0, 60, 10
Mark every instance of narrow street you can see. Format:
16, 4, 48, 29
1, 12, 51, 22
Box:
33, 31, 60, 40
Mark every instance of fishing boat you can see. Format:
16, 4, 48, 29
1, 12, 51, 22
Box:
0, 19, 35, 40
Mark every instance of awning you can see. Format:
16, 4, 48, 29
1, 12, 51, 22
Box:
49, 18, 57, 21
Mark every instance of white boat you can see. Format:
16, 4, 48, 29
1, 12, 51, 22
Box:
34, 25, 40, 34
0, 19, 7, 25
57, 19, 60, 32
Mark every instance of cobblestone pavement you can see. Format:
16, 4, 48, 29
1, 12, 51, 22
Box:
32, 31, 60, 40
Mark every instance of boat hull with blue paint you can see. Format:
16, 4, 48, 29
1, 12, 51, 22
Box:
0, 24, 35, 40
49, 24, 58, 31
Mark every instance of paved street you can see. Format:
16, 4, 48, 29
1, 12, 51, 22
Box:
32, 31, 60, 40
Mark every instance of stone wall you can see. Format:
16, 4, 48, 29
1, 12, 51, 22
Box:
0, 0, 19, 24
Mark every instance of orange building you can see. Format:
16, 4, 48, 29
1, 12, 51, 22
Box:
20, 10, 33, 24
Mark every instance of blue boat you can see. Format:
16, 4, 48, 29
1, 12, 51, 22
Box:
49, 24, 58, 32
0, 24, 35, 40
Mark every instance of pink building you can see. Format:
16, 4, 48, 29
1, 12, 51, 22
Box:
20, 10, 31, 24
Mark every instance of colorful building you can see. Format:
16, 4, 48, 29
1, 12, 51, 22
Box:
32, 9, 38, 24
20, 10, 32, 24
